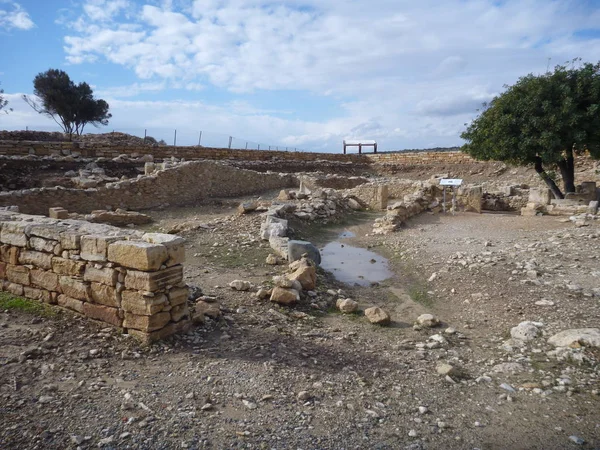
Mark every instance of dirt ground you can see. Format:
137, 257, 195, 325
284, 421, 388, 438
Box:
1, 197, 599, 450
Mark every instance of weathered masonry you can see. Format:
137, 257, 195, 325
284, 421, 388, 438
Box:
0, 211, 190, 343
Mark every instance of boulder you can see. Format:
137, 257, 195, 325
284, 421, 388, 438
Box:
287, 240, 321, 265
238, 201, 258, 214
194, 301, 221, 320
270, 286, 299, 305
364, 306, 391, 325
288, 259, 317, 290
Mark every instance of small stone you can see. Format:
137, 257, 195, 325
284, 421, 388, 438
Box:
499, 383, 516, 393
265, 254, 279, 265
408, 430, 418, 437
510, 321, 540, 341
297, 391, 311, 401
569, 436, 585, 445
38, 396, 53, 404
418, 406, 428, 414
535, 299, 555, 306
201, 403, 213, 411
436, 363, 457, 376
242, 399, 257, 410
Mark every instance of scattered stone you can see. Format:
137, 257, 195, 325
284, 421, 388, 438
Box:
238, 201, 258, 214
336, 298, 358, 314
287, 240, 321, 265
364, 307, 391, 325
569, 435, 585, 445
510, 321, 541, 341
270, 287, 300, 306
436, 363, 458, 377
297, 391, 311, 401
547, 328, 600, 348
229, 280, 252, 291
416, 313, 440, 327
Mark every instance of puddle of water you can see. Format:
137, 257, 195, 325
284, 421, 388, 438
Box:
320, 231, 393, 286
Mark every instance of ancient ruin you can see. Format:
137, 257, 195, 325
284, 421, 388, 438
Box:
1, 133, 599, 449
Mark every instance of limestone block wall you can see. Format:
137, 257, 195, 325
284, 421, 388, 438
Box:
0, 160, 297, 215
0, 211, 190, 342
365, 151, 479, 164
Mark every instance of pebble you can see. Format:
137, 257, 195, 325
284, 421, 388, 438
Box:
418, 406, 428, 414
499, 383, 516, 393
569, 435, 585, 445
408, 430, 418, 437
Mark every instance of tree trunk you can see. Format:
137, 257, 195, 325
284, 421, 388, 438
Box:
557, 148, 576, 194
534, 156, 564, 199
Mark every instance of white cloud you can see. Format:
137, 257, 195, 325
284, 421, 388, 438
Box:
0, 1, 34, 31
5, 0, 600, 151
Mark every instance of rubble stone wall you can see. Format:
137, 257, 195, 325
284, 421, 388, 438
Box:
0, 160, 297, 215
0, 211, 190, 342
365, 151, 478, 164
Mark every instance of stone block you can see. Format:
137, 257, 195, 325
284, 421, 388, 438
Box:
6, 265, 29, 285
59, 276, 90, 301
108, 241, 168, 271
170, 303, 189, 322
124, 265, 183, 291
30, 269, 60, 292
52, 257, 86, 276
0, 222, 28, 247
26, 223, 63, 241
19, 250, 53, 270
29, 237, 56, 253
3, 281, 23, 296
529, 188, 552, 205
142, 233, 185, 267
123, 311, 171, 332
57, 294, 84, 313
90, 282, 118, 307
287, 240, 321, 265
81, 235, 120, 262
127, 319, 191, 344
83, 265, 117, 286
82, 303, 122, 327
588, 201, 599, 215
121, 290, 167, 315
59, 232, 80, 250
23, 286, 51, 303
0, 261, 5, 280
0, 245, 19, 265
167, 286, 188, 306
49, 207, 69, 219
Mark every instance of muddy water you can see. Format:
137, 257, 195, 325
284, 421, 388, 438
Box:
320, 230, 393, 286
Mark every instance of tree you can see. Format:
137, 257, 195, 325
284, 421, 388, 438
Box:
23, 69, 112, 139
461, 60, 600, 199
0, 82, 12, 114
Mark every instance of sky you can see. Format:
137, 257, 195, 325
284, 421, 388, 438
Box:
1, 0, 600, 152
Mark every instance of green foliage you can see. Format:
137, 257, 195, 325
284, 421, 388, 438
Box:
461, 60, 600, 166
23, 69, 112, 138
0, 292, 56, 317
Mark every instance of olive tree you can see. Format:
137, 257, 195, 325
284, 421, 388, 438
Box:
23, 69, 112, 139
461, 60, 600, 199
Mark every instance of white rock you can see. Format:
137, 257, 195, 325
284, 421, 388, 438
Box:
510, 321, 540, 341
547, 328, 600, 348
229, 280, 252, 291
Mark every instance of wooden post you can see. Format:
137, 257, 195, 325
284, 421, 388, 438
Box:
198, 131, 202, 146
174, 129, 177, 146
374, 143, 377, 153
143, 129, 147, 143
228, 136, 232, 149
358, 144, 362, 154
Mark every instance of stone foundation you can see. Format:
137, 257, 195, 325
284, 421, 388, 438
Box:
0, 210, 191, 343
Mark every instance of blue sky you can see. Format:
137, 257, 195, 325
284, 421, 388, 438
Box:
1, 0, 600, 152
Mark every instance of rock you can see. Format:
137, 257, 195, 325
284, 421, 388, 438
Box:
273, 275, 294, 288
297, 391, 311, 401
336, 298, 358, 313
194, 301, 221, 320
277, 190, 291, 200
364, 306, 391, 325
492, 362, 525, 373
256, 288, 271, 300
347, 198, 363, 210
418, 406, 428, 414
229, 280, 252, 291
510, 321, 540, 341
288, 259, 317, 290
242, 399, 257, 409
238, 201, 258, 214
416, 313, 440, 327
38, 395, 54, 404
499, 383, 516, 393
287, 240, 321, 265
436, 363, 458, 376
270, 286, 300, 306
265, 254, 279, 265
547, 328, 600, 348
88, 209, 152, 226
535, 299, 555, 306
569, 435, 585, 445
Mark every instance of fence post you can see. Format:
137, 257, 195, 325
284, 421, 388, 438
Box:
228, 136, 232, 149
143, 129, 147, 143
245, 142, 248, 150
258, 144, 260, 150
198, 131, 202, 146
174, 129, 177, 146
268, 145, 271, 150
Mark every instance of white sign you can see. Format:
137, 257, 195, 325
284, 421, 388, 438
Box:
440, 178, 463, 186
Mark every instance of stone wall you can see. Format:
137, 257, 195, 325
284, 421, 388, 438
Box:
0, 211, 190, 342
0, 160, 297, 215
0, 140, 365, 163
365, 151, 478, 164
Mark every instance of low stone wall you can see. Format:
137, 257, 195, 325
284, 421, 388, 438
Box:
365, 151, 478, 164
0, 160, 297, 215
0, 211, 190, 342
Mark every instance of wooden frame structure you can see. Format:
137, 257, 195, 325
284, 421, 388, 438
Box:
343, 139, 377, 154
